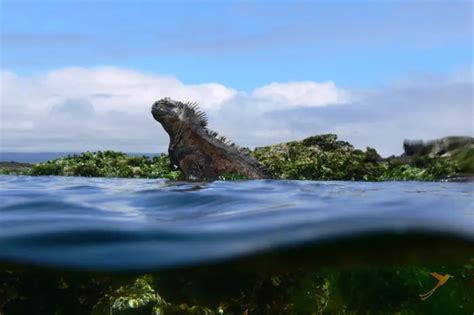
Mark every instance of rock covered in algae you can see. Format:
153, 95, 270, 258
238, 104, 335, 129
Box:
92, 276, 218, 315
251, 134, 471, 181
93, 277, 160, 315
403, 136, 474, 174
1, 261, 473, 315
2, 134, 470, 181
26, 151, 182, 179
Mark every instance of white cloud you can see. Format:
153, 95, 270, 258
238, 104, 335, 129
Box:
40, 66, 237, 112
252, 81, 349, 108
0, 66, 471, 156
0, 67, 348, 152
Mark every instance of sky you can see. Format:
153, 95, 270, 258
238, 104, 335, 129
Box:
0, 0, 472, 156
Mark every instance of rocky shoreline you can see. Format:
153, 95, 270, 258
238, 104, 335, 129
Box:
1, 134, 472, 181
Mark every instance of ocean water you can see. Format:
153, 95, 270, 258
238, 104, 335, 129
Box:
0, 175, 472, 271
0, 152, 79, 163
1, 175, 473, 314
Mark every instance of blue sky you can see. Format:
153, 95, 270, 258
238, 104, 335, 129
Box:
0, 0, 473, 155
2, 0, 472, 90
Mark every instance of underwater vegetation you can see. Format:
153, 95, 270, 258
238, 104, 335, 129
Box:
0, 262, 472, 315
1, 134, 471, 181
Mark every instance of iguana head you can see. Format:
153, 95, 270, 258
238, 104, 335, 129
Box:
151, 97, 207, 136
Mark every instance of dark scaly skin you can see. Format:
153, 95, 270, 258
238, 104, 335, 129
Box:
151, 98, 269, 180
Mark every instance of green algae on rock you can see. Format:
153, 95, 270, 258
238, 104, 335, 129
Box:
403, 136, 474, 175
21, 151, 183, 180
1, 135, 471, 181
252, 134, 463, 181
0, 162, 34, 176
93, 276, 161, 315
1, 262, 473, 315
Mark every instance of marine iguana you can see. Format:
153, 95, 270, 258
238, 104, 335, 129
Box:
151, 98, 269, 180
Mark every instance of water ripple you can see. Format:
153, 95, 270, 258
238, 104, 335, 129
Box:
0, 175, 473, 271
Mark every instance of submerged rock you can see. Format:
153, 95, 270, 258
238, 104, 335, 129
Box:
111, 281, 158, 314
2, 262, 473, 315
93, 277, 160, 315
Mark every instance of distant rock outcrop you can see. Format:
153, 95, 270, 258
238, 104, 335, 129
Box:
403, 136, 474, 174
